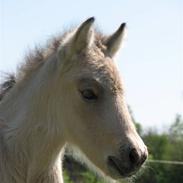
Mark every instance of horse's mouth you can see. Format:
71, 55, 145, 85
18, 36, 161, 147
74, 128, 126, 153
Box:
107, 156, 135, 178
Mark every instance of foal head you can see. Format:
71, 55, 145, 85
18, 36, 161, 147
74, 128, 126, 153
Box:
55, 18, 147, 180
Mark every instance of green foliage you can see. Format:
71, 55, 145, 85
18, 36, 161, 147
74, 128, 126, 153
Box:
136, 114, 183, 183
169, 114, 183, 141
63, 168, 106, 183
81, 172, 105, 183
63, 156, 106, 183
63, 171, 73, 183
144, 131, 169, 159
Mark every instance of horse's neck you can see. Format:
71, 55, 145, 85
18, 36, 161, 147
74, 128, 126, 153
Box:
0, 58, 65, 183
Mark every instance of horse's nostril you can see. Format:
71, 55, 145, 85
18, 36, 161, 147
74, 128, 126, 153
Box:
129, 148, 140, 165
129, 148, 147, 166
141, 151, 148, 164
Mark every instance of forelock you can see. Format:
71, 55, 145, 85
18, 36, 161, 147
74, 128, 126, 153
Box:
74, 48, 123, 94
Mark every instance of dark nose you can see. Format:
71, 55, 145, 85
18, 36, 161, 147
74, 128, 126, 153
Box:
129, 148, 147, 167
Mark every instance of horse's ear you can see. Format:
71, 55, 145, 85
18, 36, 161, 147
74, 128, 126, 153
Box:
104, 23, 126, 57
57, 18, 94, 64
72, 17, 95, 53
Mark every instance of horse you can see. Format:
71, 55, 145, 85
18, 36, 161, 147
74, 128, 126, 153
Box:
0, 17, 148, 183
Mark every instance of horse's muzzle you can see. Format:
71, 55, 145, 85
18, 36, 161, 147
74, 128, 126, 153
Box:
107, 147, 148, 178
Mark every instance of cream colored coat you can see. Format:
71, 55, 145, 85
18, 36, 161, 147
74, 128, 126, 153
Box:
0, 18, 147, 183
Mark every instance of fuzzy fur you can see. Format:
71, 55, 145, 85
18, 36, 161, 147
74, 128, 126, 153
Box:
0, 18, 147, 183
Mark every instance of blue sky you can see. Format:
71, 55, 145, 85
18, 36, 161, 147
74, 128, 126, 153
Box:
0, 0, 182, 131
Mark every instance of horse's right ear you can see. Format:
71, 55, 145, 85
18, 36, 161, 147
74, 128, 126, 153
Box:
104, 23, 126, 57
58, 17, 95, 58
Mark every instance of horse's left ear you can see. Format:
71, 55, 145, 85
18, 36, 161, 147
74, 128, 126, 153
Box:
104, 23, 126, 57
57, 17, 95, 65
72, 17, 95, 52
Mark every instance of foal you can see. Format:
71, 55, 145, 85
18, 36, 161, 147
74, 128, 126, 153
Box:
0, 17, 147, 183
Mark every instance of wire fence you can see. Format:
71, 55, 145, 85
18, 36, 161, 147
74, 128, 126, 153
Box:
147, 159, 183, 165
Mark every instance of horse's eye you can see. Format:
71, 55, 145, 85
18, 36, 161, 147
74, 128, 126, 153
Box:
81, 89, 98, 100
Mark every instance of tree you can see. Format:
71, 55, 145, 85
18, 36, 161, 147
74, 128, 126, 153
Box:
169, 114, 183, 141
135, 114, 183, 183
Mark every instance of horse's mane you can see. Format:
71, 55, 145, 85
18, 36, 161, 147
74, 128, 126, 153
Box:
0, 28, 105, 102
0, 35, 62, 102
